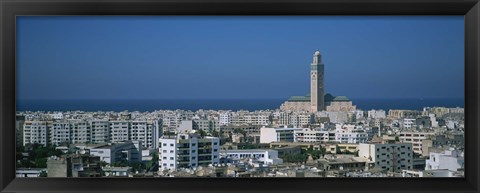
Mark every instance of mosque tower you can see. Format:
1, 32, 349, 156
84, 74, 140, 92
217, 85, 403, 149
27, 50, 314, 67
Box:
310, 50, 325, 112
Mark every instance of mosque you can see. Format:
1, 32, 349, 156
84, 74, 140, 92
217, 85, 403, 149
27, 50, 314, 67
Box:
279, 50, 356, 112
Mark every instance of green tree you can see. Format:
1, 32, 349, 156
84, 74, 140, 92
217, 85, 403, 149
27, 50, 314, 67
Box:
197, 129, 207, 137
39, 171, 47, 177
211, 130, 220, 137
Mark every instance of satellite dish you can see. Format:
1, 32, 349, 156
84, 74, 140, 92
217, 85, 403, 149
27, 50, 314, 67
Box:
79, 149, 86, 154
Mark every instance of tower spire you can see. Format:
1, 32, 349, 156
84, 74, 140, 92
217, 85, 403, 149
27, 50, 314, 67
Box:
313, 49, 321, 64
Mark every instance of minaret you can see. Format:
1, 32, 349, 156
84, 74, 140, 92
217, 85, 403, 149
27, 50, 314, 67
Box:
310, 50, 325, 112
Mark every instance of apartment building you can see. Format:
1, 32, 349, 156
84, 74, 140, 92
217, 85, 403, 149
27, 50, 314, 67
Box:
358, 143, 414, 172
23, 120, 49, 146
294, 128, 330, 143
399, 131, 435, 154
159, 133, 220, 170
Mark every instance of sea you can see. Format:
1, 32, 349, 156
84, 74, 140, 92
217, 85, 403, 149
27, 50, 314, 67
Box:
16, 98, 465, 112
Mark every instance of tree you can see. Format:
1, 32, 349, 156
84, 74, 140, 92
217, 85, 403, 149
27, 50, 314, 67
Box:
197, 129, 207, 137
211, 130, 220, 137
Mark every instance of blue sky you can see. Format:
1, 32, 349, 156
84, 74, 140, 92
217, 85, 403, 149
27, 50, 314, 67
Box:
16, 16, 464, 100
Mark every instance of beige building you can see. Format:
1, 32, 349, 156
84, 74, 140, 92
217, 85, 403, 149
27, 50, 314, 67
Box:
388, 110, 422, 119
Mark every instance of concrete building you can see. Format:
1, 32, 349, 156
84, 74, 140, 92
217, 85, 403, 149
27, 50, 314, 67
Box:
159, 133, 220, 171
326, 143, 359, 154
23, 120, 49, 146
334, 124, 368, 144
425, 149, 464, 172
260, 127, 303, 143
399, 131, 435, 155
220, 149, 283, 165
89, 141, 142, 164
402, 118, 416, 129
71, 120, 90, 144
219, 112, 231, 125
47, 155, 103, 177
358, 143, 414, 172
110, 121, 130, 143
294, 128, 330, 143
388, 110, 422, 119
90, 120, 110, 144
368, 110, 386, 119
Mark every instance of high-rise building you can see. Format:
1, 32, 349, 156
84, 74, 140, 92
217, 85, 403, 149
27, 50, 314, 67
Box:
310, 50, 325, 112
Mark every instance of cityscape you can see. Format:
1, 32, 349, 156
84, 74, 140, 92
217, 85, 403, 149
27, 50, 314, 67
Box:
16, 16, 464, 178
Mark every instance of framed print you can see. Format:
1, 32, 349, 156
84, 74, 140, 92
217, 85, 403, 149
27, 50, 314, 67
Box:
1, 0, 479, 193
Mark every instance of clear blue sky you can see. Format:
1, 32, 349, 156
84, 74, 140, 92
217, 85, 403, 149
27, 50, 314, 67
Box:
16, 16, 464, 100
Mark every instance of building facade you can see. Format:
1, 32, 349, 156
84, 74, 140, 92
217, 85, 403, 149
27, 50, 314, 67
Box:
158, 134, 220, 171
358, 143, 414, 172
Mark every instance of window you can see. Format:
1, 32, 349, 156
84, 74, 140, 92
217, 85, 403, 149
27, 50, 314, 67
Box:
170, 144, 174, 147
163, 150, 167, 153
170, 150, 174, 153
192, 157, 196, 160
163, 157, 167, 159
170, 157, 174, 160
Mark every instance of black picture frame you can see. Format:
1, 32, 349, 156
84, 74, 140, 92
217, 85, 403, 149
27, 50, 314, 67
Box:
1, 0, 479, 192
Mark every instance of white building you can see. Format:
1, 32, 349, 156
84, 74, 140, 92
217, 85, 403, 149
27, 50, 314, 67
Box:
159, 133, 220, 171
219, 112, 231, 125
368, 110, 386, 119
402, 118, 416, 129
71, 120, 90, 144
425, 149, 464, 172
358, 143, 414, 172
334, 124, 368, 144
110, 121, 130, 143
20, 120, 50, 147
89, 141, 142, 164
260, 127, 303, 143
176, 120, 194, 133
50, 121, 72, 146
220, 149, 283, 165
294, 128, 329, 143
90, 120, 110, 144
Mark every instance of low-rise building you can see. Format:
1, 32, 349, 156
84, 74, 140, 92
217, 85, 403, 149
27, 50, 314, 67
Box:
220, 149, 283, 165
260, 127, 303, 143
89, 141, 141, 164
425, 149, 464, 172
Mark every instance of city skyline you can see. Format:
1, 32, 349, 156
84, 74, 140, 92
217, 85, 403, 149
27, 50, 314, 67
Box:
17, 16, 464, 100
